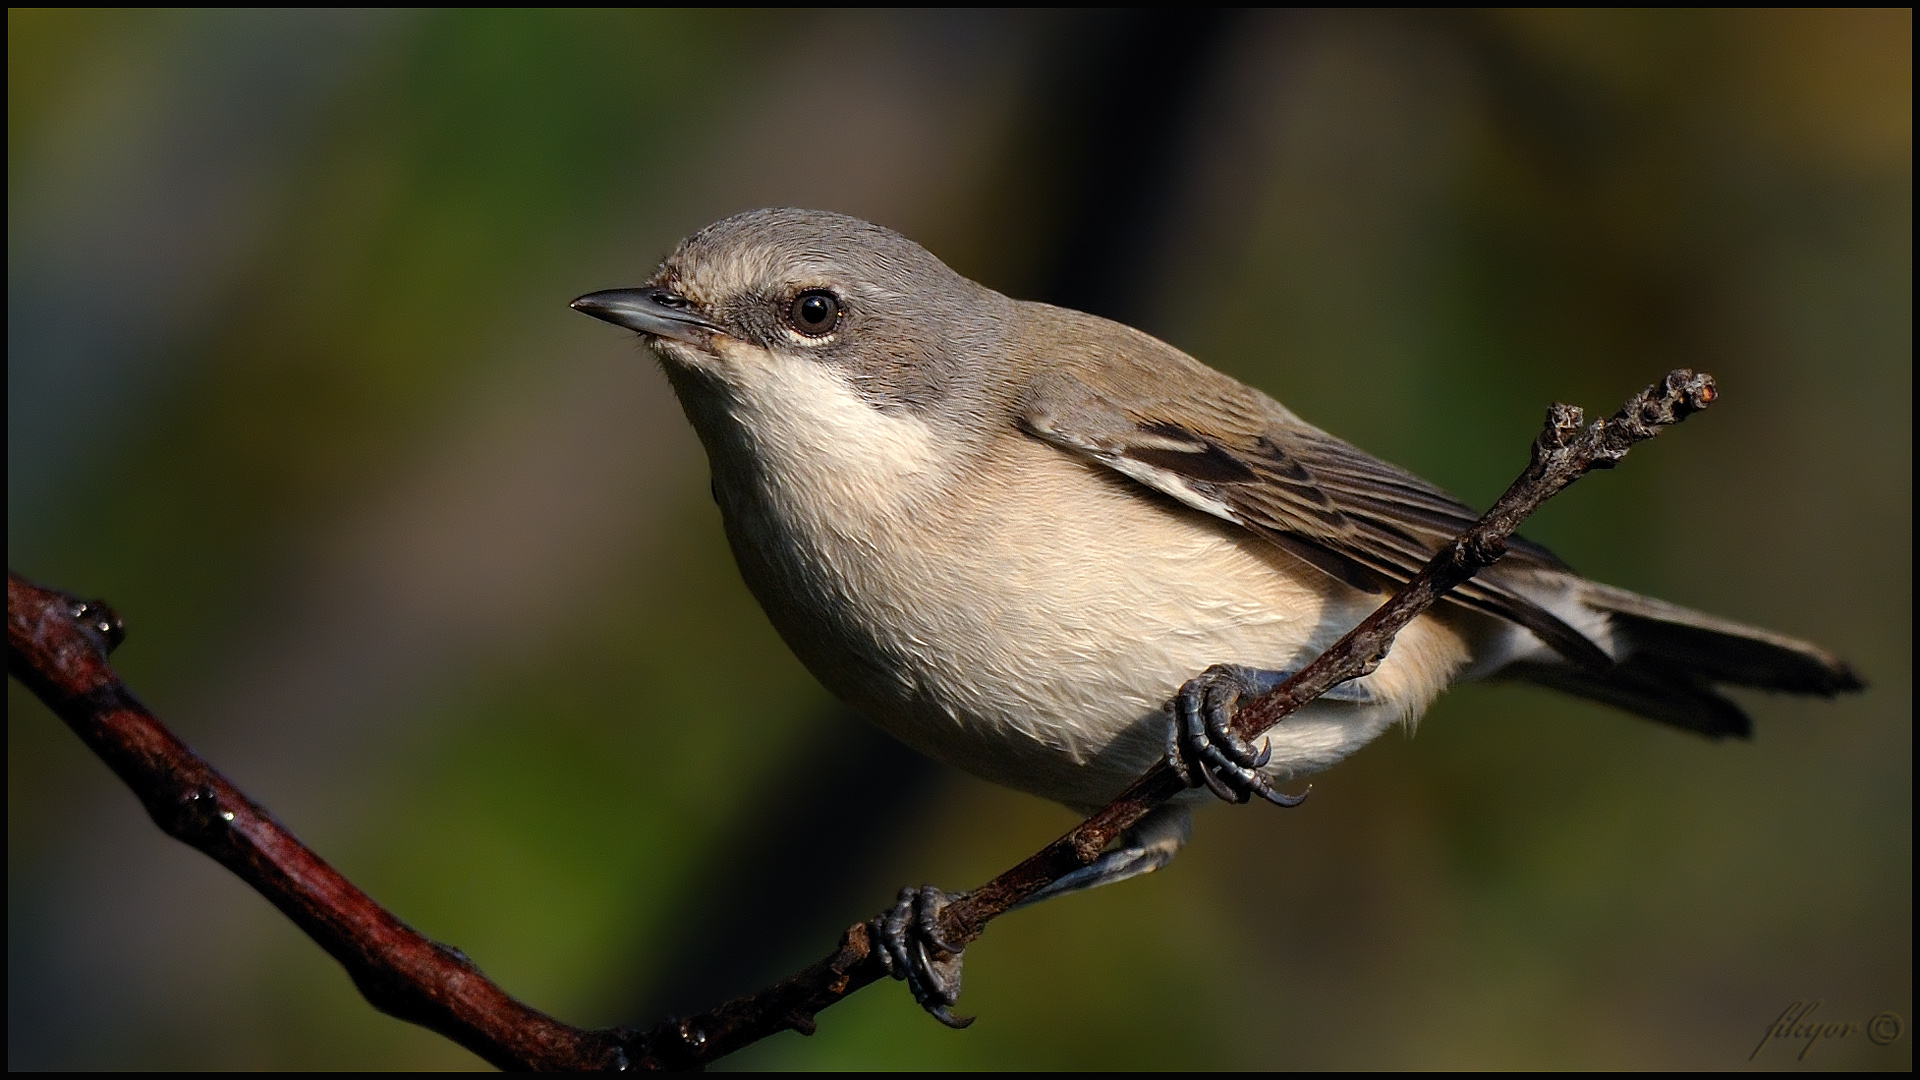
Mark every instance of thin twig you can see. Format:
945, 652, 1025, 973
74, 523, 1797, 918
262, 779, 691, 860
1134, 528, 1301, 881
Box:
6, 369, 1714, 1070
639, 368, 1718, 1066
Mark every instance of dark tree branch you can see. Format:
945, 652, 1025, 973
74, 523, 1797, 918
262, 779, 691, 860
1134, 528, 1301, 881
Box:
5, 573, 639, 1071
624, 368, 1719, 1065
7, 369, 1714, 1070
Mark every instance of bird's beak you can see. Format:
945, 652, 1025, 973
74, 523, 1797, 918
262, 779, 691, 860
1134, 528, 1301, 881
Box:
570, 288, 719, 345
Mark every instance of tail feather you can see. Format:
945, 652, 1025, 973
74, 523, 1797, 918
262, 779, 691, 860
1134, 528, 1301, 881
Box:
1579, 581, 1864, 695
1500, 658, 1756, 739
1495, 579, 1863, 740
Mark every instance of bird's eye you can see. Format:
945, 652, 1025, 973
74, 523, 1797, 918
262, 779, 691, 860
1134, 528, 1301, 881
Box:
787, 290, 842, 337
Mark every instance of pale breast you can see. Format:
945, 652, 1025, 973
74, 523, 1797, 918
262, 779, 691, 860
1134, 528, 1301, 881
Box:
700, 348, 1470, 810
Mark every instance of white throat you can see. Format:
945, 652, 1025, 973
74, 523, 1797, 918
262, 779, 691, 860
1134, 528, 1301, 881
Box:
694, 339, 947, 514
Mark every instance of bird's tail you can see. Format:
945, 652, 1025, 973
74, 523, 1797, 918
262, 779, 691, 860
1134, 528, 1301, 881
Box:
1496, 580, 1863, 739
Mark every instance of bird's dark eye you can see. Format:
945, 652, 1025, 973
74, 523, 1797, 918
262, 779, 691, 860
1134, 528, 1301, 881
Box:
787, 290, 842, 337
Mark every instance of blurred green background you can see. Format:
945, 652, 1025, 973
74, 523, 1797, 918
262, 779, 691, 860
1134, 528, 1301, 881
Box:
7, 9, 1910, 1070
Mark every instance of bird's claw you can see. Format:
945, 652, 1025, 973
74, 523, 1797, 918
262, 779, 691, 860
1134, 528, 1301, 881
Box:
1167, 664, 1310, 808
873, 884, 973, 1028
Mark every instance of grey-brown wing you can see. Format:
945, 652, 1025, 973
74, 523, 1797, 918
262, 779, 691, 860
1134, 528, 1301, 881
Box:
1019, 368, 1612, 671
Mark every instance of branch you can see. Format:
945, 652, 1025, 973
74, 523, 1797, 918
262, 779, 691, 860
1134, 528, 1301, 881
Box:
626, 368, 1719, 1066
5, 573, 637, 1071
6, 369, 1714, 1070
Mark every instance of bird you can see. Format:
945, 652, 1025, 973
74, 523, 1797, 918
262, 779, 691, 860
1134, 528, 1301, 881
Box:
571, 207, 1861, 1024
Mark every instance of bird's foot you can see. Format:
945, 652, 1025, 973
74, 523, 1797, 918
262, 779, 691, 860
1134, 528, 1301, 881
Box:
1166, 664, 1313, 807
872, 884, 973, 1028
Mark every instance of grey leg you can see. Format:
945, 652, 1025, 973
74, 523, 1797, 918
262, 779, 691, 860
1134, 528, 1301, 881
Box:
873, 883, 972, 1028
1014, 803, 1193, 909
1167, 663, 1370, 807
878, 805, 1194, 1026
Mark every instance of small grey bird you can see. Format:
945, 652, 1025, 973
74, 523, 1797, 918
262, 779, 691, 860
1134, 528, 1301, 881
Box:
573, 208, 1860, 1023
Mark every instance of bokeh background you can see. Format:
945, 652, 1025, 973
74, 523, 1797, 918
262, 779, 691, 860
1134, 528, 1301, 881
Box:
8, 9, 1910, 1070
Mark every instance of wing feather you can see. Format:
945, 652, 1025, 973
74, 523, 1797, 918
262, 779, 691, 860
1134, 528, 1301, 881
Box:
1018, 366, 1610, 671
